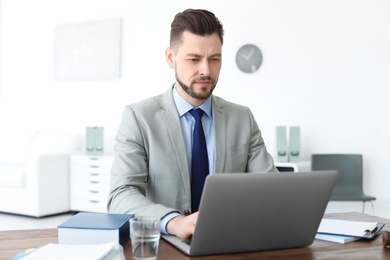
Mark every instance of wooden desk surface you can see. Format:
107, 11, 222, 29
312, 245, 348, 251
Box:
1, 212, 390, 260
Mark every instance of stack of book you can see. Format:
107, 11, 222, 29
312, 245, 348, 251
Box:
58, 212, 133, 246
14, 212, 134, 259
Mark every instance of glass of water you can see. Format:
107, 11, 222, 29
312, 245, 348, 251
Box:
130, 217, 160, 260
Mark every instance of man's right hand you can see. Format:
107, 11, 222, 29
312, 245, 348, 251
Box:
166, 212, 199, 239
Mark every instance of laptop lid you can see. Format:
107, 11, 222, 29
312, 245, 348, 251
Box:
162, 171, 338, 256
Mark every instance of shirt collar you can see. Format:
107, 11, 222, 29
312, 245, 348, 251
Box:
173, 84, 212, 118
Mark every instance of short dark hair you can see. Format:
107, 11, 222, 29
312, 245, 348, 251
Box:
170, 9, 224, 50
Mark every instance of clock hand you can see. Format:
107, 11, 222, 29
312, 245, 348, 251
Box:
242, 50, 254, 60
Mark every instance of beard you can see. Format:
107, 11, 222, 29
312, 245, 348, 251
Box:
175, 70, 217, 100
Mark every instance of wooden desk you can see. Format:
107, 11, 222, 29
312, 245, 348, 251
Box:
1, 212, 390, 260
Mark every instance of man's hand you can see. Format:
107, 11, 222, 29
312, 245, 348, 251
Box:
166, 212, 199, 239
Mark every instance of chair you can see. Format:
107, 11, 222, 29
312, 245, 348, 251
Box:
311, 154, 376, 213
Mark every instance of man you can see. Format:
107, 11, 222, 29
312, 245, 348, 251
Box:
108, 8, 278, 239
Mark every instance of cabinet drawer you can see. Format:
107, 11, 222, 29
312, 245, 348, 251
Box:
71, 164, 111, 175
71, 181, 109, 198
71, 170, 110, 182
71, 154, 114, 165
70, 199, 108, 213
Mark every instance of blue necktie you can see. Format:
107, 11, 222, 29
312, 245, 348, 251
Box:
189, 109, 209, 213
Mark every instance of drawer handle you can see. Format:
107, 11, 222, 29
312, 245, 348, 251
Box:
90, 181, 99, 184
90, 190, 100, 194
89, 173, 99, 176
90, 165, 99, 168
90, 200, 99, 203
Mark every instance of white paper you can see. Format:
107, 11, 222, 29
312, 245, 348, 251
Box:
22, 242, 124, 260
317, 219, 378, 237
315, 233, 361, 244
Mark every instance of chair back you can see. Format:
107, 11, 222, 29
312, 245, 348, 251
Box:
311, 154, 369, 199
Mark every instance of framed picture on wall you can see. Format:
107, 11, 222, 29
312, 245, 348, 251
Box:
53, 18, 122, 81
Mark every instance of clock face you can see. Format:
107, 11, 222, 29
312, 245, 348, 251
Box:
235, 44, 262, 73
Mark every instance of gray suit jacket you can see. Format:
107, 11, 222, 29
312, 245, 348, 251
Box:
108, 87, 278, 219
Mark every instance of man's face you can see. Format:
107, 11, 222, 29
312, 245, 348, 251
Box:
166, 31, 222, 106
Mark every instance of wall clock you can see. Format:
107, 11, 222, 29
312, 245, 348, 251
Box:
235, 44, 263, 73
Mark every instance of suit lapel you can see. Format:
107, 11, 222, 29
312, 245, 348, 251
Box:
160, 88, 191, 197
212, 96, 227, 174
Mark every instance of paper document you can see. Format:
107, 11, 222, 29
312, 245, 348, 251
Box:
317, 219, 384, 238
315, 233, 361, 244
21, 242, 125, 260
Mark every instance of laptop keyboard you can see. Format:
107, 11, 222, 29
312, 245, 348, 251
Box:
182, 239, 191, 245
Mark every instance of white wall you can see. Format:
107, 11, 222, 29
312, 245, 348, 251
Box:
1, 0, 389, 217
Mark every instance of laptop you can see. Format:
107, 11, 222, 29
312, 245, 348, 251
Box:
162, 170, 338, 256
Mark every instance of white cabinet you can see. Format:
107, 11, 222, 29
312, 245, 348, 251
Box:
70, 154, 114, 213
